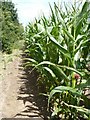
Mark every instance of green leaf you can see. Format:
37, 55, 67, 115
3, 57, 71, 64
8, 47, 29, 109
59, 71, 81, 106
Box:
43, 66, 56, 79
59, 65, 83, 77
23, 58, 38, 64
75, 39, 90, 54
75, 13, 87, 38
49, 3, 56, 25
51, 107, 61, 117
35, 61, 70, 81
37, 23, 45, 32
63, 102, 90, 116
48, 86, 82, 106
75, 1, 89, 38
79, 1, 89, 17
62, 27, 75, 42
77, 78, 90, 89
47, 34, 71, 58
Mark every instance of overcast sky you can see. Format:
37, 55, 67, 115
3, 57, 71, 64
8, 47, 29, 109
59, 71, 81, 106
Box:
11, 0, 85, 27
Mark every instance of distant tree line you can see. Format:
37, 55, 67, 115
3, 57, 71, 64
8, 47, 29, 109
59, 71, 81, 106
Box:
0, 0, 24, 53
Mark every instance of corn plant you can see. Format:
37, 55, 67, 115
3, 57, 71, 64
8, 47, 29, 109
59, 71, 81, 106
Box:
25, 0, 90, 119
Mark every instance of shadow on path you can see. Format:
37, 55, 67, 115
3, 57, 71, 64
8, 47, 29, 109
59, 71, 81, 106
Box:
15, 53, 49, 120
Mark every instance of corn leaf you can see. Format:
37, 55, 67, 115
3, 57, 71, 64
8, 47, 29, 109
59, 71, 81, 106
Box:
63, 102, 90, 116
75, 1, 89, 38
49, 3, 56, 25
43, 67, 56, 79
48, 86, 82, 106
59, 65, 83, 77
35, 61, 70, 81
62, 27, 75, 41
23, 58, 38, 64
48, 34, 71, 58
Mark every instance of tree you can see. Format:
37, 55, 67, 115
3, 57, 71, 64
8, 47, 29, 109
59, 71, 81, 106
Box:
0, 0, 24, 53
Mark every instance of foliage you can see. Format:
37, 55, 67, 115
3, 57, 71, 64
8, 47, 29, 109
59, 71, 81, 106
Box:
0, 0, 24, 53
25, 0, 90, 119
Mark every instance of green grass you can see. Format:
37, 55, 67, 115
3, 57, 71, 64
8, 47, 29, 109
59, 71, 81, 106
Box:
0, 49, 22, 71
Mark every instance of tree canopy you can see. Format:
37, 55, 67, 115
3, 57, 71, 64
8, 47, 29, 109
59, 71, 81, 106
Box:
0, 0, 24, 53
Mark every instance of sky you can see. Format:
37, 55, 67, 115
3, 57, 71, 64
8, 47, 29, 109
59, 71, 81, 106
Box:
11, 0, 86, 27
11, 0, 71, 26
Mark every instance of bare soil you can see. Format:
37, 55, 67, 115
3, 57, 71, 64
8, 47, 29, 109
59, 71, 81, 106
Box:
0, 50, 48, 120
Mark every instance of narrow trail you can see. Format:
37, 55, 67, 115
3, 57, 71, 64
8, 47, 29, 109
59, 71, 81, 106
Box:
0, 50, 48, 120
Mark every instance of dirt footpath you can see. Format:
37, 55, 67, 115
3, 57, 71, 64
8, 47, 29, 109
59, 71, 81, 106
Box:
0, 50, 48, 120
0, 50, 24, 119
